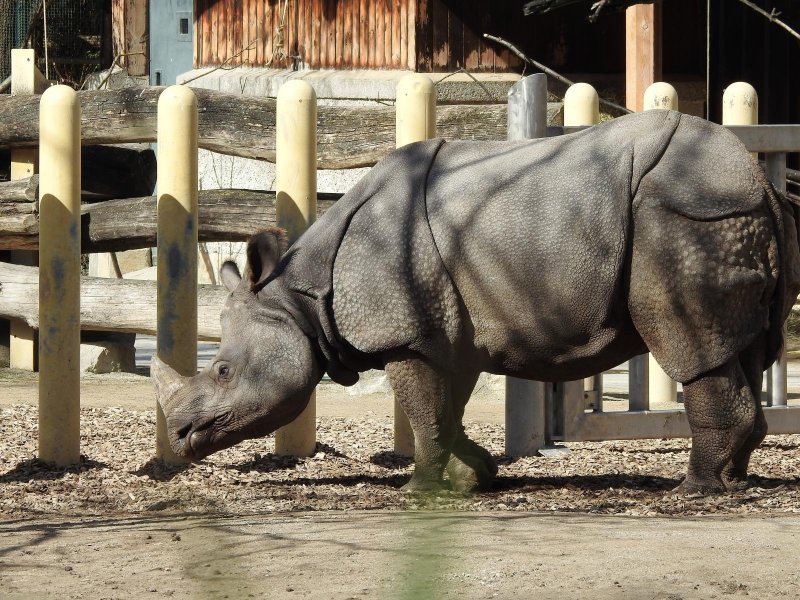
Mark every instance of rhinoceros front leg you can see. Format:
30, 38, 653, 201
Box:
678, 359, 757, 495
385, 354, 458, 492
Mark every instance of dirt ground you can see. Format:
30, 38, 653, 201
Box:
2, 370, 800, 599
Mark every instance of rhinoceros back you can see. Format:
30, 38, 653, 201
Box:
285, 110, 790, 383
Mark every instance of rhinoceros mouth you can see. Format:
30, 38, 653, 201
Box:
174, 412, 231, 461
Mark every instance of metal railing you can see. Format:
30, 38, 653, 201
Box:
505, 76, 800, 453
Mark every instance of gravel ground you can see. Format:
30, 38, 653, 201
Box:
2, 401, 799, 518
3, 371, 800, 599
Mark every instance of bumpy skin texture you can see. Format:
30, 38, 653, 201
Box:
156, 110, 800, 494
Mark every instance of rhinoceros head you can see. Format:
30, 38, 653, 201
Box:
152, 230, 324, 461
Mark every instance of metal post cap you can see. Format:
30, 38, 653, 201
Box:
723, 82, 758, 125
564, 82, 598, 103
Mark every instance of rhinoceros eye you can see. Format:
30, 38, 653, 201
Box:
216, 363, 231, 380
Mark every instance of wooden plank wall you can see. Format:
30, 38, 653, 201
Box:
415, 0, 521, 72
111, 0, 148, 76
194, 0, 416, 70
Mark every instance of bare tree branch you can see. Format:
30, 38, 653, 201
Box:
180, 39, 259, 86
482, 33, 632, 114
734, 0, 800, 42
93, 51, 147, 90
523, 0, 657, 18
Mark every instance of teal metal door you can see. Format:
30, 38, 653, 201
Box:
149, 0, 193, 86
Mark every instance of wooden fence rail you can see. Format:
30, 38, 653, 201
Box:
0, 261, 227, 340
0, 87, 511, 169
0, 187, 339, 252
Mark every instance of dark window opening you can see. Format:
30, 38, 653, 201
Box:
179, 18, 189, 36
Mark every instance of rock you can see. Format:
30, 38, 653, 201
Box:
343, 370, 505, 398
80, 340, 136, 374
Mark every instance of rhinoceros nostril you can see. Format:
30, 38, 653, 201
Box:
176, 422, 193, 440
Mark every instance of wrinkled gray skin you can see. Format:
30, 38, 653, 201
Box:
153, 111, 800, 495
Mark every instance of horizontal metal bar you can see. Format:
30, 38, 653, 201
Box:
764, 406, 800, 434
719, 125, 800, 152
562, 406, 800, 442
564, 410, 691, 442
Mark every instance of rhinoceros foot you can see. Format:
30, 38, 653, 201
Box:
400, 476, 449, 494
722, 471, 750, 492
671, 477, 728, 497
445, 438, 497, 493
446, 455, 494, 493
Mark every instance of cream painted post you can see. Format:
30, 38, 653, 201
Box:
721, 84, 780, 403
156, 86, 198, 464
38, 86, 81, 465
274, 80, 318, 457
723, 82, 758, 158
563, 83, 600, 127
643, 82, 678, 111
9, 49, 47, 371
564, 83, 604, 405
643, 82, 679, 406
394, 74, 436, 457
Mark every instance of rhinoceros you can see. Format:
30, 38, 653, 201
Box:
152, 110, 800, 494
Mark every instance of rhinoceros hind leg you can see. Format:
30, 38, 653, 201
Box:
385, 354, 457, 493
677, 359, 757, 495
723, 339, 768, 491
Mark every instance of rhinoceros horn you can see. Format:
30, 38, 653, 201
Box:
150, 356, 190, 413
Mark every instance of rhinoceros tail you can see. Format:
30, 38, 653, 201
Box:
757, 167, 800, 369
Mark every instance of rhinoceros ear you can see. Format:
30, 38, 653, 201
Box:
220, 261, 242, 293
243, 229, 288, 292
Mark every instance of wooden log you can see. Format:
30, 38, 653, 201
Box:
0, 188, 340, 252
0, 177, 38, 237
0, 261, 228, 341
0, 144, 155, 197
0, 86, 508, 169
81, 145, 157, 201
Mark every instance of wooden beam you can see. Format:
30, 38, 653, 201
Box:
0, 261, 228, 341
625, 2, 662, 112
0, 87, 509, 169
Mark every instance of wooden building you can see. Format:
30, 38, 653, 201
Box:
194, 0, 522, 72
111, 1, 800, 122
191, 1, 711, 76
